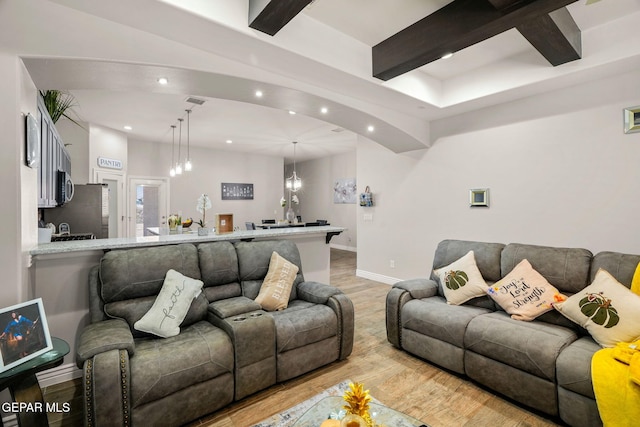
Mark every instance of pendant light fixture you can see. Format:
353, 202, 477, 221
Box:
285, 141, 302, 192
184, 109, 192, 172
169, 125, 176, 177
175, 118, 183, 175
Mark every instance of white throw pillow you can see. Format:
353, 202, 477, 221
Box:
134, 269, 203, 338
554, 268, 640, 347
487, 259, 567, 321
433, 251, 488, 305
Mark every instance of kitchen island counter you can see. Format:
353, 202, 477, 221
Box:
30, 225, 344, 255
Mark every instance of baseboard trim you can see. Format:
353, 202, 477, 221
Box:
329, 243, 357, 252
36, 362, 83, 388
355, 269, 401, 285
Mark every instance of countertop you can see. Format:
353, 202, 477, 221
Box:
30, 225, 345, 256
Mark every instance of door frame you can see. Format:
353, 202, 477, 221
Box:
127, 176, 170, 238
94, 170, 125, 238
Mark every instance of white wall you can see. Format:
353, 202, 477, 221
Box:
293, 151, 358, 251
128, 140, 284, 228
357, 71, 640, 284
88, 124, 128, 182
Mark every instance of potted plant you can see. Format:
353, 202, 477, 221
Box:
39, 90, 85, 129
196, 194, 212, 236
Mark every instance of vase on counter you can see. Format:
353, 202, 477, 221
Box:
198, 227, 209, 236
286, 207, 295, 223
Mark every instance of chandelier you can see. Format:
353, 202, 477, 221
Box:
285, 141, 301, 192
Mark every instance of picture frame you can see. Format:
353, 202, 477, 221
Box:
469, 188, 489, 207
623, 105, 640, 134
0, 298, 53, 373
221, 183, 254, 200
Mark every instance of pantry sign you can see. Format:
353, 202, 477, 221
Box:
97, 157, 123, 170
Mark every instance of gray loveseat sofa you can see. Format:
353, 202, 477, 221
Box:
386, 239, 640, 427
76, 239, 354, 426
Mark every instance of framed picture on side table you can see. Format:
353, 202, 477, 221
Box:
0, 298, 52, 373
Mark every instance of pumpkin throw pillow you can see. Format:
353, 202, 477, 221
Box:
487, 259, 567, 321
433, 250, 488, 305
255, 251, 299, 311
134, 269, 204, 338
554, 268, 640, 347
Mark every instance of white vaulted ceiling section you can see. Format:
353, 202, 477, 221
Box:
10, 0, 640, 158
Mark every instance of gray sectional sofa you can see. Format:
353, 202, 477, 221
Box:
76, 239, 354, 426
386, 239, 640, 427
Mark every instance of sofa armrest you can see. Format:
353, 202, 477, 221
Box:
393, 278, 438, 299
77, 318, 135, 367
296, 281, 354, 360
386, 278, 438, 349
296, 281, 342, 304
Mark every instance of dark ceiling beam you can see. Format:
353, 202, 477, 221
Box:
372, 0, 578, 81
249, 0, 314, 36
516, 7, 581, 66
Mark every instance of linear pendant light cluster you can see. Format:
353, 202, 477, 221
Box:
169, 109, 193, 177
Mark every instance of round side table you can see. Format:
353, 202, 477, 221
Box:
0, 337, 70, 427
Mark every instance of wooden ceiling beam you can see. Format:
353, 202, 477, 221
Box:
249, 0, 314, 36
516, 7, 581, 66
372, 0, 578, 81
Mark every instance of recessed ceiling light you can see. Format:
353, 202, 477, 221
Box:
320, 107, 328, 114
226, 139, 233, 144
367, 125, 375, 132
255, 90, 263, 98
289, 110, 296, 115
441, 52, 454, 59
123, 125, 132, 131
157, 77, 168, 85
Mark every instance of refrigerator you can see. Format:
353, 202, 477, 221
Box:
44, 184, 110, 238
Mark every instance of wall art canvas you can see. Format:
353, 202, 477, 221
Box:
221, 183, 254, 200
334, 178, 357, 204
0, 298, 53, 373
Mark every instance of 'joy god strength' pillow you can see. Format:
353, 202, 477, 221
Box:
433, 251, 488, 305
487, 259, 566, 321
554, 268, 640, 347
134, 269, 203, 338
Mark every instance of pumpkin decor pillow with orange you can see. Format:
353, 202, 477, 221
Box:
554, 268, 640, 347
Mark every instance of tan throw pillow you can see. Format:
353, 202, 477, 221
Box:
134, 269, 203, 338
255, 251, 299, 311
554, 269, 640, 347
433, 251, 488, 305
487, 259, 567, 321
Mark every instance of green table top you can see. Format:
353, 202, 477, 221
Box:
0, 337, 69, 384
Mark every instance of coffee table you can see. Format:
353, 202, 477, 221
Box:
291, 396, 427, 427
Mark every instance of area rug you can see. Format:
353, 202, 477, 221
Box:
249, 379, 354, 427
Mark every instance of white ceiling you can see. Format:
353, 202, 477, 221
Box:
18, 0, 640, 163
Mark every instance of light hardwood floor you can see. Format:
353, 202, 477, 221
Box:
43, 249, 562, 427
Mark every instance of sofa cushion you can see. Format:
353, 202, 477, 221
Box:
433, 251, 489, 305
465, 311, 577, 381
501, 243, 592, 295
105, 293, 209, 338
197, 242, 242, 301
255, 252, 299, 311
554, 269, 640, 347
271, 301, 337, 353
556, 336, 600, 398
487, 259, 566, 321
134, 269, 204, 338
590, 251, 640, 286
100, 243, 201, 303
402, 297, 492, 348
130, 321, 233, 408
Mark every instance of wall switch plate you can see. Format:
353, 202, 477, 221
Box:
363, 213, 373, 221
